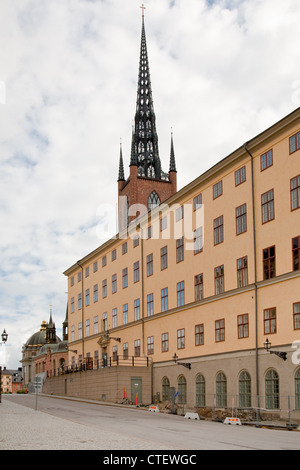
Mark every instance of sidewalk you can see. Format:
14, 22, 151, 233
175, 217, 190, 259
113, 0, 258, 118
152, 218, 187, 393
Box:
0, 396, 173, 450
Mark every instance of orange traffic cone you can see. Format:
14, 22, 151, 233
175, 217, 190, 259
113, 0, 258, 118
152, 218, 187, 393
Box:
124, 387, 127, 399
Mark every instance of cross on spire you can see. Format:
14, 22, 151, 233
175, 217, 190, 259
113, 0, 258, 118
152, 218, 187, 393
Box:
140, 3, 146, 18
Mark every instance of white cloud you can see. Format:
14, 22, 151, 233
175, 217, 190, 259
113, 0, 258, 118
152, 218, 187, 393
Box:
0, 0, 300, 368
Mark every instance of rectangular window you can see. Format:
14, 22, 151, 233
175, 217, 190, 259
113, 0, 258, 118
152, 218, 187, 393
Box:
112, 249, 117, 261
147, 336, 154, 355
71, 297, 74, 313
293, 236, 300, 271
147, 293, 154, 317
71, 325, 75, 342
112, 345, 118, 362
177, 281, 185, 307
235, 166, 246, 186
78, 293, 82, 310
123, 303, 128, 325
176, 237, 184, 262
236, 204, 247, 235
112, 308, 117, 328
161, 332, 169, 352
160, 246, 168, 270
213, 180, 223, 199
193, 193, 202, 211
133, 235, 139, 248
147, 253, 153, 276
195, 274, 203, 301
177, 328, 185, 349
85, 319, 90, 337
93, 284, 98, 303
214, 215, 224, 245
215, 319, 225, 342
264, 307, 276, 335
94, 315, 98, 334
289, 131, 300, 154
134, 299, 140, 321
161, 287, 168, 312
291, 175, 300, 211
85, 288, 90, 306
237, 314, 249, 338
85, 266, 89, 278
176, 205, 184, 222
70, 276, 74, 286
134, 339, 140, 357
134, 261, 140, 283
160, 216, 167, 232
112, 273, 117, 293
194, 227, 203, 254
102, 279, 107, 298
93, 261, 98, 273
262, 189, 274, 223
261, 149, 273, 171
147, 225, 152, 239
294, 302, 300, 330
78, 271, 82, 282
263, 246, 276, 280
122, 242, 127, 255
215, 265, 224, 295
102, 312, 107, 331
78, 322, 82, 339
122, 267, 128, 288
123, 342, 129, 360
102, 255, 107, 267
237, 256, 248, 287
195, 324, 204, 346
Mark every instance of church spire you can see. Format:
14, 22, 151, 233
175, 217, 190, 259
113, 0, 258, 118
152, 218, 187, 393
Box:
169, 130, 177, 173
118, 140, 125, 181
130, 10, 162, 179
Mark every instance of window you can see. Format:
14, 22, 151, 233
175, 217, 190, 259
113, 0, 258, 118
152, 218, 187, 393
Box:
147, 253, 153, 276
112, 249, 116, 261
78, 293, 82, 310
176, 237, 184, 263
238, 314, 249, 338
263, 246, 276, 280
177, 281, 185, 307
195, 324, 204, 346
93, 261, 98, 272
102, 312, 107, 331
85, 319, 90, 337
94, 315, 98, 334
112, 308, 117, 328
177, 329, 185, 349
160, 246, 168, 270
123, 304, 128, 325
196, 374, 206, 407
133, 235, 139, 248
102, 279, 107, 298
216, 372, 227, 407
294, 302, 300, 330
237, 256, 248, 287
213, 180, 223, 199
162, 377, 170, 402
239, 371, 251, 408
147, 336, 154, 355
123, 343, 129, 360
264, 307, 276, 335
134, 298, 140, 320
102, 255, 107, 267
178, 375, 187, 404
122, 267, 128, 288
161, 333, 169, 352
261, 149, 273, 171
291, 175, 300, 211
122, 242, 127, 255
176, 206, 184, 221
112, 273, 117, 293
215, 319, 225, 342
112, 345, 118, 362
289, 131, 300, 154
236, 204, 247, 235
265, 369, 279, 410
147, 225, 152, 239
71, 325, 75, 342
93, 284, 98, 303
85, 267, 89, 277
160, 216, 167, 232
194, 227, 203, 254
292, 236, 300, 271
148, 191, 160, 211
78, 322, 82, 339
195, 274, 203, 301
147, 293, 154, 317
161, 287, 168, 312
262, 189, 274, 223
235, 166, 246, 186
71, 297, 74, 313
193, 193, 202, 210
78, 271, 82, 282
85, 288, 90, 307
215, 265, 224, 295
134, 339, 141, 357
134, 261, 140, 283
214, 216, 224, 245
70, 276, 74, 286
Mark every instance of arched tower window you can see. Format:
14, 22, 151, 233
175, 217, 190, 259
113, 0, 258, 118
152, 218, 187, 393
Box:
148, 191, 160, 211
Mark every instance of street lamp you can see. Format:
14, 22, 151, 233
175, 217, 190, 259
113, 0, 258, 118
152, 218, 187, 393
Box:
264, 338, 287, 361
1, 329, 8, 344
172, 353, 191, 370
0, 329, 8, 403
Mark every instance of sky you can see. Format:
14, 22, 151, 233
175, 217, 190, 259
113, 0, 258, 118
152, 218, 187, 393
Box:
0, 0, 300, 369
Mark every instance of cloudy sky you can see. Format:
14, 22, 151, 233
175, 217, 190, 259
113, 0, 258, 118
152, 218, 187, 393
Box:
0, 0, 300, 369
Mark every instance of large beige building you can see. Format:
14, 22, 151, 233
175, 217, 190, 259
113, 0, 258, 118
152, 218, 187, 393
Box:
63, 14, 300, 419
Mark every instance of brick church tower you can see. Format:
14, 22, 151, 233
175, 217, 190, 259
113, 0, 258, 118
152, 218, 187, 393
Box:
118, 10, 177, 233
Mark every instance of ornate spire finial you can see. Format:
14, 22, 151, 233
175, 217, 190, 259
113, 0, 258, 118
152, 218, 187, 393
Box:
140, 3, 146, 18
118, 139, 125, 181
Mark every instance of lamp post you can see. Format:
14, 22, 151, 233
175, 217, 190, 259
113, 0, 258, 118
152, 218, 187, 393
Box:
264, 338, 287, 361
172, 353, 191, 370
0, 329, 8, 403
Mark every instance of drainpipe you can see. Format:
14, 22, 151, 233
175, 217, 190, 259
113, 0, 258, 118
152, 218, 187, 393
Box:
243, 143, 259, 406
76, 261, 85, 362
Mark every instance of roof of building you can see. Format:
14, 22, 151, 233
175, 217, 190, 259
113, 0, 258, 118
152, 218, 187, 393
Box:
25, 321, 60, 348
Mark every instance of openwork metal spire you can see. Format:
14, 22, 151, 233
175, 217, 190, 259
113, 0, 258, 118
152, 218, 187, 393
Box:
130, 12, 162, 179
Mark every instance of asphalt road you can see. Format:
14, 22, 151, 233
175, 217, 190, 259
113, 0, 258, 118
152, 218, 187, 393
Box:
2, 394, 300, 451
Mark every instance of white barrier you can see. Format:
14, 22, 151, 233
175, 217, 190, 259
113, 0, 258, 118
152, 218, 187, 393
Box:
224, 417, 242, 425
185, 412, 200, 420
148, 405, 160, 412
